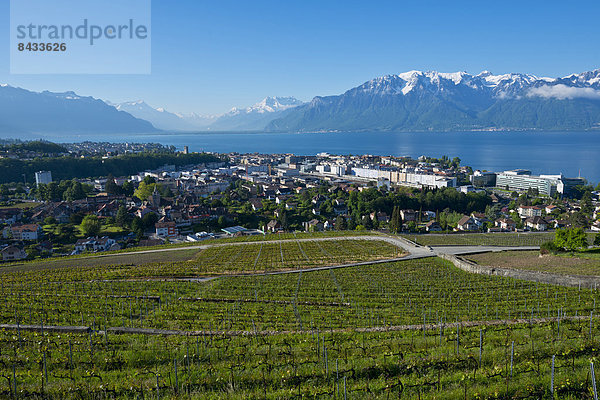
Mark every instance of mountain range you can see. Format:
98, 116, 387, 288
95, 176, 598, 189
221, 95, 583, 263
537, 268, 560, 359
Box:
2, 68, 600, 135
114, 96, 305, 132
0, 85, 157, 136
266, 69, 600, 132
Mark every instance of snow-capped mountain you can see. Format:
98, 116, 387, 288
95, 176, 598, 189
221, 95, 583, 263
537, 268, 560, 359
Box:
0, 85, 157, 136
114, 100, 209, 131
206, 96, 305, 131
115, 96, 304, 132
228, 97, 305, 115
267, 69, 600, 132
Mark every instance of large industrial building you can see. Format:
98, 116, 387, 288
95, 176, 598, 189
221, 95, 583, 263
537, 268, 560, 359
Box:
495, 170, 585, 196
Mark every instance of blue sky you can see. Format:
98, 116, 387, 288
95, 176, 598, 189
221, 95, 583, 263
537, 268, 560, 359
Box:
1, 0, 599, 114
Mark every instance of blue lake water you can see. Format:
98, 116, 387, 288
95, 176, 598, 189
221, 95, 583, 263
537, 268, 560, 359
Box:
50, 131, 600, 184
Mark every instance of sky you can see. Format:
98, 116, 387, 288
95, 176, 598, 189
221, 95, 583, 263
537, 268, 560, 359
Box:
1, 0, 599, 115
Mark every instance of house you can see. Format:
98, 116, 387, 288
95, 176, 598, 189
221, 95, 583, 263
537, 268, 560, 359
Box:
0, 208, 22, 225
400, 210, 418, 222
425, 221, 443, 232
312, 195, 327, 207
135, 206, 155, 219
495, 217, 516, 232
74, 237, 117, 253
266, 220, 282, 233
276, 186, 293, 195
545, 205, 559, 214
10, 224, 42, 241
304, 219, 324, 232
518, 206, 542, 218
525, 216, 549, 231
275, 195, 291, 205
554, 219, 569, 229
456, 216, 478, 232
470, 212, 490, 227
155, 221, 178, 238
370, 211, 390, 223
1, 246, 27, 261
590, 221, 600, 232
249, 198, 264, 211
333, 200, 348, 216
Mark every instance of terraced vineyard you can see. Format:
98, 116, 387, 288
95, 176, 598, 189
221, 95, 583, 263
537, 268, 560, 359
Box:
2, 238, 600, 398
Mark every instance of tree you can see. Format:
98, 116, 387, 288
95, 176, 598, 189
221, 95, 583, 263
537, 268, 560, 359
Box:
141, 212, 158, 230
121, 181, 135, 196
389, 206, 403, 234
279, 210, 289, 231
116, 205, 130, 227
43, 216, 57, 226
594, 234, 600, 247
105, 174, 120, 195
335, 215, 347, 231
362, 215, 373, 230
63, 180, 87, 201
569, 211, 589, 228
131, 217, 144, 238
80, 214, 102, 237
55, 224, 76, 243
134, 182, 156, 201
554, 228, 588, 252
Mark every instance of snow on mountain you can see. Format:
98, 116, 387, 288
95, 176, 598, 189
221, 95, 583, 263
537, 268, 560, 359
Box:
267, 68, 600, 132
227, 97, 304, 116
113, 100, 202, 131
114, 96, 304, 131
208, 96, 305, 131
349, 69, 600, 102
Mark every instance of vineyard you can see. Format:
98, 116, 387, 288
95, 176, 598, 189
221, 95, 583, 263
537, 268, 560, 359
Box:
402, 232, 556, 247
1, 237, 401, 275
2, 238, 600, 398
467, 250, 600, 277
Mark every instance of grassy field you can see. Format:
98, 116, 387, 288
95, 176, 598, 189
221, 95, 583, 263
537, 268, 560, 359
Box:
467, 249, 600, 276
0, 201, 42, 209
402, 232, 555, 247
3, 241, 600, 398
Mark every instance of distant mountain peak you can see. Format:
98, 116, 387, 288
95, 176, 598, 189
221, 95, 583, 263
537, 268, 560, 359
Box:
267, 67, 600, 132
0, 85, 156, 135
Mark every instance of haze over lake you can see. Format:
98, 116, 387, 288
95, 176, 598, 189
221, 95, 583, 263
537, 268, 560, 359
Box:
46, 130, 600, 184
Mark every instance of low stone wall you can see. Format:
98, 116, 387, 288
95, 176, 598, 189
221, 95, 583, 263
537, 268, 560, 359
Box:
440, 253, 600, 288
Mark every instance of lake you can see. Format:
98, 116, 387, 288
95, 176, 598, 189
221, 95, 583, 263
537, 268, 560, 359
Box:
49, 130, 600, 184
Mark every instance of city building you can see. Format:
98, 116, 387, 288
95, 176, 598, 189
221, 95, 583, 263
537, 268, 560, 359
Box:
35, 171, 53, 186
10, 224, 42, 241
518, 205, 542, 218
471, 170, 497, 187
496, 170, 585, 197
155, 221, 178, 238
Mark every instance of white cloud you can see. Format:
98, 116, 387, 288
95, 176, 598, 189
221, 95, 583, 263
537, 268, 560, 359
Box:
527, 84, 600, 100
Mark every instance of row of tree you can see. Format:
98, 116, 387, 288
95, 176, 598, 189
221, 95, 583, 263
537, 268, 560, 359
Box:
0, 152, 222, 184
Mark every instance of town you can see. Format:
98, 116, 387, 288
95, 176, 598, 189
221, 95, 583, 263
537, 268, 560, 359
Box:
1, 143, 599, 261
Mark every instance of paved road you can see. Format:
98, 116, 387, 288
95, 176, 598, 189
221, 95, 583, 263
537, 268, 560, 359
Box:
80, 233, 538, 263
